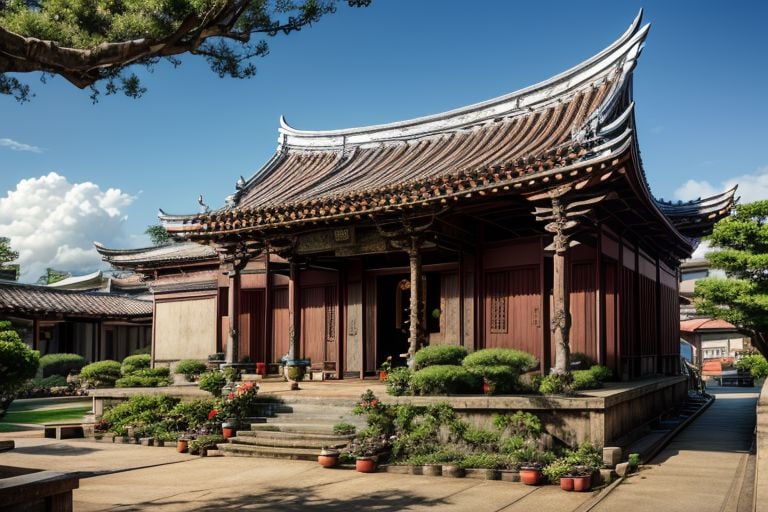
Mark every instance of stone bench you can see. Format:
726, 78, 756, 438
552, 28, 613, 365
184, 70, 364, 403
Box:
44, 423, 84, 440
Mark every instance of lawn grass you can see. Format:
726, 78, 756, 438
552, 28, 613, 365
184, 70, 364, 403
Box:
0, 406, 91, 431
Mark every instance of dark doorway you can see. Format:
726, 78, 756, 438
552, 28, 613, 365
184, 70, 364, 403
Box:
376, 274, 410, 369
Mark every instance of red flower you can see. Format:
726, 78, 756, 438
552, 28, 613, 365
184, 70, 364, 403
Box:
208, 409, 218, 420
227, 393, 235, 400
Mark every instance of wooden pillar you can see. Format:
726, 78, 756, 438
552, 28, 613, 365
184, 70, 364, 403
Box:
551, 241, 571, 375
225, 268, 241, 364
407, 237, 423, 367
287, 258, 301, 361
263, 253, 272, 364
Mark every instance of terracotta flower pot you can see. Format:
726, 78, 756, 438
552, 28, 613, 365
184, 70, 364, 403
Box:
560, 477, 574, 491
519, 468, 542, 485
355, 457, 376, 473
379, 371, 388, 381
482, 381, 492, 395
222, 426, 236, 439
572, 475, 592, 492
318, 449, 339, 468
176, 439, 188, 453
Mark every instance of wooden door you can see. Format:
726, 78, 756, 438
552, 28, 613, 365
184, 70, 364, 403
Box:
484, 265, 542, 359
271, 288, 288, 362
239, 290, 265, 362
301, 286, 338, 366
570, 262, 596, 361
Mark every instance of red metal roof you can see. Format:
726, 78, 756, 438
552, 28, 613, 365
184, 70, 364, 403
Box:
680, 318, 738, 333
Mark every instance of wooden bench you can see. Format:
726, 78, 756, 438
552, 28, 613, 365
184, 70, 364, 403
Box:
310, 361, 337, 381
43, 423, 84, 440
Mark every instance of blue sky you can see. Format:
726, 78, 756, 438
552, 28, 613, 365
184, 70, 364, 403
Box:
1, 1, 767, 280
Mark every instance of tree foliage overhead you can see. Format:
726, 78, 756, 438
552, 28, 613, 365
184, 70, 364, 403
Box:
0, 320, 39, 417
145, 224, 171, 246
37, 267, 70, 285
694, 200, 768, 356
0, 0, 371, 101
0, 237, 18, 266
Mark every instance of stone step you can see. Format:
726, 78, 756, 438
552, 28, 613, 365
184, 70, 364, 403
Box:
269, 414, 360, 425
216, 443, 321, 461
250, 422, 345, 435
233, 430, 352, 449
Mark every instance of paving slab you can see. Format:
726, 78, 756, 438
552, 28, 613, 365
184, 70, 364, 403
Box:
592, 387, 758, 512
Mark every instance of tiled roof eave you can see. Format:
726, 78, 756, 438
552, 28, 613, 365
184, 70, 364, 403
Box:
183, 137, 634, 239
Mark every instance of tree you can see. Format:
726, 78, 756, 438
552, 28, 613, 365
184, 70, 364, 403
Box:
0, 320, 39, 418
0, 0, 371, 102
37, 267, 70, 285
145, 225, 171, 246
694, 200, 768, 357
0, 237, 19, 280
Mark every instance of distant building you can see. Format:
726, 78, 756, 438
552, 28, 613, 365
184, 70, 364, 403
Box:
680, 318, 751, 366
0, 281, 152, 362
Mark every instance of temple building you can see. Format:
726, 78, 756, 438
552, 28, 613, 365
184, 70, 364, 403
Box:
98, 12, 735, 380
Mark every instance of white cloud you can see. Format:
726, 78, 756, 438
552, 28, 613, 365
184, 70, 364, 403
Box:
674, 166, 768, 204
0, 138, 43, 153
0, 172, 135, 282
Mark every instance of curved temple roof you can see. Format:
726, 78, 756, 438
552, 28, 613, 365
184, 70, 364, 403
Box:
161, 11, 735, 251
94, 241, 219, 269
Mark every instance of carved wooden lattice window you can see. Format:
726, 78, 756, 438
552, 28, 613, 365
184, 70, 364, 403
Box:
325, 287, 336, 343
488, 272, 508, 334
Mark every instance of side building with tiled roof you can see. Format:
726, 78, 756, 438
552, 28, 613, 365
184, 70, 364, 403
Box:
102, 12, 735, 382
0, 281, 152, 362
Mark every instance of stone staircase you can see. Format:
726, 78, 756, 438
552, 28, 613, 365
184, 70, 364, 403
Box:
216, 398, 365, 460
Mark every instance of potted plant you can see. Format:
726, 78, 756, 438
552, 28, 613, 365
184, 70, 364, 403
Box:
318, 447, 340, 468
343, 434, 390, 473
379, 356, 392, 381
543, 458, 574, 491
571, 466, 594, 492
284, 359, 309, 389
517, 462, 543, 485
177, 434, 192, 453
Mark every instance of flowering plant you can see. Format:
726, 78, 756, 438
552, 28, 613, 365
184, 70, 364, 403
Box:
379, 356, 393, 373
216, 381, 259, 423
353, 389, 384, 415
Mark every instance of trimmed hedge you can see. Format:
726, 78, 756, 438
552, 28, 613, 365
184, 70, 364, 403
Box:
571, 365, 612, 391
414, 345, 468, 370
115, 368, 172, 388
121, 354, 151, 375
462, 348, 538, 374
467, 364, 518, 394
174, 359, 207, 382
39, 353, 86, 377
410, 365, 481, 395
80, 360, 122, 388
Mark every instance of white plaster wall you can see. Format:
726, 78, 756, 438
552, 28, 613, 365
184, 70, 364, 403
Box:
154, 298, 217, 361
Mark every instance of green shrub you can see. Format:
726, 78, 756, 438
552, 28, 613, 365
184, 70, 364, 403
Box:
166, 398, 217, 432
467, 364, 518, 394
571, 370, 598, 390
333, 422, 357, 436
386, 367, 412, 396
39, 353, 86, 377
121, 354, 151, 375
737, 355, 768, 379
0, 321, 40, 416
538, 373, 570, 395
628, 452, 640, 467
115, 368, 171, 387
492, 411, 542, 439
589, 365, 612, 382
80, 360, 122, 388
199, 371, 226, 397
461, 427, 500, 448
175, 360, 207, 382
563, 441, 603, 469
189, 434, 225, 455
102, 394, 180, 436
410, 365, 481, 395
543, 457, 573, 482
414, 345, 468, 370
29, 375, 68, 388
459, 452, 510, 469
462, 348, 538, 374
